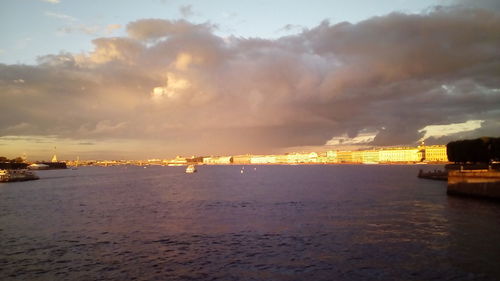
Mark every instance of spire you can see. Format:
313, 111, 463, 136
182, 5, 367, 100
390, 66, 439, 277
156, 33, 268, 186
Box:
51, 146, 58, 162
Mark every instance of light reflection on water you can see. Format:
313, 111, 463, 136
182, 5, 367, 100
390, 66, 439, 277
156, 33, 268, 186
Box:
1, 165, 499, 280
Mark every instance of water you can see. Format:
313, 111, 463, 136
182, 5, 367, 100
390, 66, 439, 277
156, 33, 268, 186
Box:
1, 165, 499, 280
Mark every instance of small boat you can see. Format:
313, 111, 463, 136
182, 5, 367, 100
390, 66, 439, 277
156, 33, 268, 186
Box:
185, 164, 197, 173
0, 169, 39, 182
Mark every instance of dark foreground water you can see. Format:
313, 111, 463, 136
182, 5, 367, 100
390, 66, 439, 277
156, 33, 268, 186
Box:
1, 165, 500, 281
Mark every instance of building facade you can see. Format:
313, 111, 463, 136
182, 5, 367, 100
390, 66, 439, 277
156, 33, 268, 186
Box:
424, 145, 448, 162
378, 148, 421, 163
326, 150, 338, 163
336, 151, 353, 163
203, 156, 233, 164
250, 155, 277, 164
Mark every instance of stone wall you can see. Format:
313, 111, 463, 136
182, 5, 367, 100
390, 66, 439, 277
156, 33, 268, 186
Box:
447, 170, 500, 200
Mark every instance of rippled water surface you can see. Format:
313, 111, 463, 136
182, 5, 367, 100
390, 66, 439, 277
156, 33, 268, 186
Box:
1, 165, 500, 280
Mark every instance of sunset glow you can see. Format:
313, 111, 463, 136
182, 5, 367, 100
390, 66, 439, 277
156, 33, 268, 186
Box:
1, 0, 500, 160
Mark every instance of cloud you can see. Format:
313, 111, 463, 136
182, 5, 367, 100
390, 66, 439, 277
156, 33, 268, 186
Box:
2, 4, 500, 157
326, 132, 378, 146
126, 19, 212, 40
449, 0, 500, 10
77, 37, 145, 64
41, 0, 60, 3
276, 24, 304, 34
45, 11, 76, 21
105, 24, 122, 34
179, 5, 194, 18
46, 10, 120, 37
418, 120, 484, 141
58, 23, 122, 36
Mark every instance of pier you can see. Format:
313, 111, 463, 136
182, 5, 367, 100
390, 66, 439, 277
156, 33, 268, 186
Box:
447, 170, 500, 200
417, 169, 448, 181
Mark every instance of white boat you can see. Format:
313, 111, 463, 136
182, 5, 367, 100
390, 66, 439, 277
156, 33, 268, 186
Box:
28, 163, 50, 170
0, 169, 39, 182
185, 164, 197, 173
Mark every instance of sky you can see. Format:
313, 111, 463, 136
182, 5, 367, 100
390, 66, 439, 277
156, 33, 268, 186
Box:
1, 0, 500, 160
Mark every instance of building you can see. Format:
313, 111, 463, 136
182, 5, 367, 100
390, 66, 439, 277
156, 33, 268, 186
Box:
168, 156, 187, 165
286, 153, 303, 164
275, 154, 289, 164
424, 145, 448, 162
147, 159, 163, 165
316, 152, 329, 164
352, 151, 364, 163
378, 148, 421, 163
286, 152, 318, 164
362, 150, 379, 163
337, 151, 353, 163
326, 150, 338, 163
233, 155, 251, 164
348, 150, 380, 164
186, 156, 204, 164
203, 156, 233, 165
250, 155, 277, 164
307, 152, 318, 163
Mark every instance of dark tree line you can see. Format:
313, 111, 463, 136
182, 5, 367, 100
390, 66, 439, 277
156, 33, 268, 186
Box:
0, 157, 28, 169
447, 137, 500, 164
0, 156, 24, 163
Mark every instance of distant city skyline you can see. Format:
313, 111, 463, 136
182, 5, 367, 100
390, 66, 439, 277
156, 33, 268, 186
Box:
1, 0, 500, 160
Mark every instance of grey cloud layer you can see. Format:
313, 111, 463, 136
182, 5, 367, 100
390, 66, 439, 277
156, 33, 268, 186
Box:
1, 5, 500, 154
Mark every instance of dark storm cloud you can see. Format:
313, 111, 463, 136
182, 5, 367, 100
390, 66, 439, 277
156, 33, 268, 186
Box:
1, 4, 500, 155
450, 0, 500, 10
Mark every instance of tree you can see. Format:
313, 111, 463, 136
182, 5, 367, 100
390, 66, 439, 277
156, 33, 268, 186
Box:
447, 137, 500, 164
11, 157, 24, 163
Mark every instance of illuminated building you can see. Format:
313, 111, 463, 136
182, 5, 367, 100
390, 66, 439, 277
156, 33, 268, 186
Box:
250, 155, 277, 164
361, 150, 379, 163
424, 145, 448, 162
169, 156, 187, 165
352, 151, 364, 163
317, 152, 329, 164
326, 150, 338, 163
275, 154, 289, 164
286, 152, 318, 164
378, 148, 421, 163
307, 152, 318, 163
233, 155, 251, 164
337, 151, 353, 163
203, 156, 233, 164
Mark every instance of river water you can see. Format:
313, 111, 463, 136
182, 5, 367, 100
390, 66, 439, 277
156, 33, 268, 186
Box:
1, 165, 499, 280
